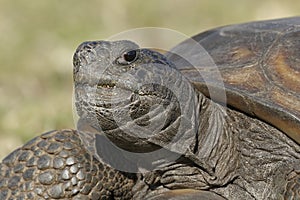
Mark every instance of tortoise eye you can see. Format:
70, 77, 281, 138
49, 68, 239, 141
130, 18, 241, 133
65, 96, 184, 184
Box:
124, 50, 137, 62
117, 50, 138, 65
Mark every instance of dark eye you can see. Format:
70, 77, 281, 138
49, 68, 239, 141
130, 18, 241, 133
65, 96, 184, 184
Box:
124, 50, 137, 62
117, 50, 138, 65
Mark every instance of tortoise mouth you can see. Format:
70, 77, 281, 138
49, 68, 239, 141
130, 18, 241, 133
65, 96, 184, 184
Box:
95, 78, 171, 101
97, 79, 117, 89
96, 76, 140, 91
97, 83, 116, 89
93, 78, 136, 103
76, 75, 177, 121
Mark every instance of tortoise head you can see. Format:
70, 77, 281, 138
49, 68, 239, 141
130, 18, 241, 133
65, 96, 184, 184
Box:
73, 40, 197, 153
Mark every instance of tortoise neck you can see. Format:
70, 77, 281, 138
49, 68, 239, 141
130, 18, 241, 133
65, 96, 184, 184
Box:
187, 92, 239, 185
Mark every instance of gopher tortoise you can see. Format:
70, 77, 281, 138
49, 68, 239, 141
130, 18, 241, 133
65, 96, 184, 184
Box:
0, 17, 300, 199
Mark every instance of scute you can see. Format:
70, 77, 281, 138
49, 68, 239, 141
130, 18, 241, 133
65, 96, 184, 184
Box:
167, 17, 300, 144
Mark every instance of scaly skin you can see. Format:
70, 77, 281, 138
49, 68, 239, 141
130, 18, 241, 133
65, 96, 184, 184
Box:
0, 129, 135, 199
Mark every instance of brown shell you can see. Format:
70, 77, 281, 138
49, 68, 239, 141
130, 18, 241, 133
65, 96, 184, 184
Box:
167, 17, 300, 144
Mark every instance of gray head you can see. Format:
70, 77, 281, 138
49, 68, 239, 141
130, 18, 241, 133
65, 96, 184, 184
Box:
73, 40, 198, 154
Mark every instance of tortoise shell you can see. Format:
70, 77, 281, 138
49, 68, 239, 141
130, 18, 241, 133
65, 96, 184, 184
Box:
167, 17, 300, 144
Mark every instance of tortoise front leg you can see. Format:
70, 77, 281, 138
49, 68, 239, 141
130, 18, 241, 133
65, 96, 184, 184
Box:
0, 129, 135, 199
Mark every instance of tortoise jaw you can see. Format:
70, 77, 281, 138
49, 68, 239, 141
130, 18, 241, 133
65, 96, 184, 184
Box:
97, 79, 117, 89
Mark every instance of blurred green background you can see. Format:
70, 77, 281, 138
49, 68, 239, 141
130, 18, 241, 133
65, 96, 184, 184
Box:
0, 0, 299, 159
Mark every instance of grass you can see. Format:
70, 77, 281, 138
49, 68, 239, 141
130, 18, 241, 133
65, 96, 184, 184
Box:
0, 0, 299, 159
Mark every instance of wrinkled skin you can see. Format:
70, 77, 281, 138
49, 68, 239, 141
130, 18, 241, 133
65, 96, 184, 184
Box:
1, 18, 300, 200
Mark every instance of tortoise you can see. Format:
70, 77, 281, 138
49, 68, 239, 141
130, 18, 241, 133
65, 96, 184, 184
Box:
0, 17, 300, 199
